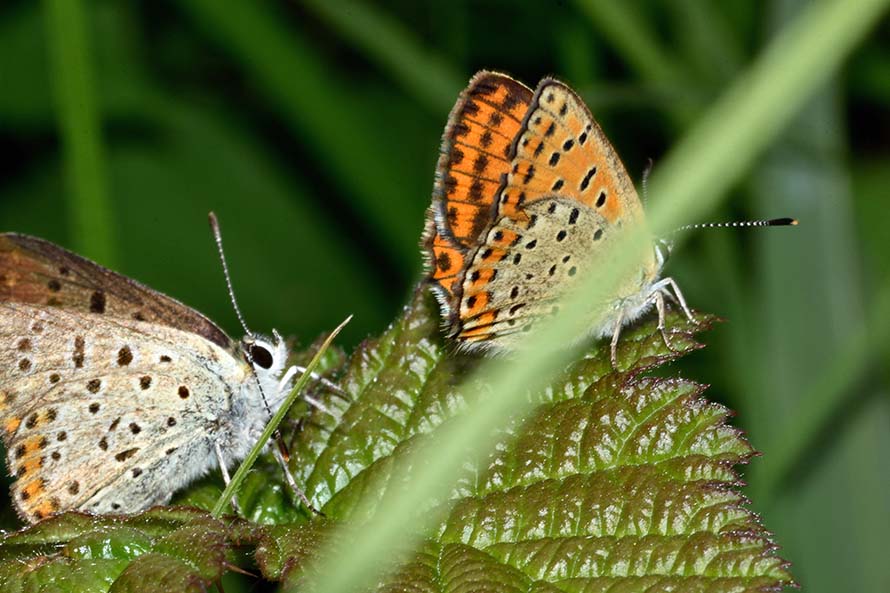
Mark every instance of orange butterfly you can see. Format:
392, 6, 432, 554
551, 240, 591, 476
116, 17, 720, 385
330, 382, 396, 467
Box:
422, 71, 695, 366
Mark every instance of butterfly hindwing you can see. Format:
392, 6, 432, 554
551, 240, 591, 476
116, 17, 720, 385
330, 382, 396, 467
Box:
456, 198, 615, 348
0, 233, 231, 349
424, 71, 534, 328
0, 303, 243, 521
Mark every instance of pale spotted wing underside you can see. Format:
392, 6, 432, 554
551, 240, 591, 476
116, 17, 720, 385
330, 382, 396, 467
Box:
0, 304, 241, 522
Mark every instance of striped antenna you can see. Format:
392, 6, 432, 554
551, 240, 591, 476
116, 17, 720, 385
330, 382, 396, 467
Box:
674, 217, 797, 234
208, 212, 253, 336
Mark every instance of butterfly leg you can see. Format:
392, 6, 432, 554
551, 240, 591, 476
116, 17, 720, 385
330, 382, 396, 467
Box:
281, 365, 347, 398
652, 277, 697, 325
271, 445, 325, 516
651, 289, 678, 353
302, 393, 338, 420
277, 365, 297, 391
279, 365, 340, 420
609, 308, 626, 369
214, 442, 242, 515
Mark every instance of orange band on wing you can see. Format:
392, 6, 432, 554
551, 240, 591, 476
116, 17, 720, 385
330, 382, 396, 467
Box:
431, 72, 534, 247
463, 290, 491, 317
440, 195, 493, 243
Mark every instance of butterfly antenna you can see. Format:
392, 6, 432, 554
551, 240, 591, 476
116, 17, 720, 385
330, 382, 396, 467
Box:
209, 212, 252, 336
209, 213, 274, 413
673, 217, 798, 235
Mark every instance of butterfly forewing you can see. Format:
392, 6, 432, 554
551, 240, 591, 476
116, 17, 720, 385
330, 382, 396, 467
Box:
0, 234, 231, 349
497, 79, 644, 224
0, 303, 246, 521
431, 71, 533, 247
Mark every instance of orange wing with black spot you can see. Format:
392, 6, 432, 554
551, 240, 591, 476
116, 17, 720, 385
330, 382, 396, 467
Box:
423, 71, 534, 329
497, 79, 644, 226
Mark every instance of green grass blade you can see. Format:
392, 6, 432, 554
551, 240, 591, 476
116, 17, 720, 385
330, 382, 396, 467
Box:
211, 316, 352, 518
669, 0, 744, 82
301, 0, 463, 114
572, 0, 686, 89
572, 0, 701, 126
302, 0, 887, 590
42, 0, 115, 265
178, 0, 419, 270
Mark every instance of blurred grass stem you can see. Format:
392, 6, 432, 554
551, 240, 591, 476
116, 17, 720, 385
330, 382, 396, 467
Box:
753, 276, 890, 499
301, 0, 462, 114
43, 0, 115, 265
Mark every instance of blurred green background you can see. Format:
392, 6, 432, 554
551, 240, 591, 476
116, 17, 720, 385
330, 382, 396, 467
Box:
1, 1, 888, 591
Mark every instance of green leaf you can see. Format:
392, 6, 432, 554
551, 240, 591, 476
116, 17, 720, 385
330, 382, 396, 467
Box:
0, 509, 232, 592
0, 291, 791, 591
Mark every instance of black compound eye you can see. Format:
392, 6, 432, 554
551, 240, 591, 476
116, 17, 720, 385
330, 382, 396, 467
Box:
249, 344, 274, 369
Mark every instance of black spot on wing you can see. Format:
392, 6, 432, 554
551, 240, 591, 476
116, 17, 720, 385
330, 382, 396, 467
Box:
580, 167, 597, 191
90, 290, 105, 313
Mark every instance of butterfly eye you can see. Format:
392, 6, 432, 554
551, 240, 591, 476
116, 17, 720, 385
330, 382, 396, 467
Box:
249, 344, 274, 370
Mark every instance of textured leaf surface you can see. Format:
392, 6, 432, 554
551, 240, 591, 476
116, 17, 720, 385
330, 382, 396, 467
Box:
0, 290, 792, 591
0, 508, 238, 593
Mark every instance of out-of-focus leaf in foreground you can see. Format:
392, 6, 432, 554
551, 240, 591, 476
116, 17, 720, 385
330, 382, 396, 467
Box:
0, 290, 792, 592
